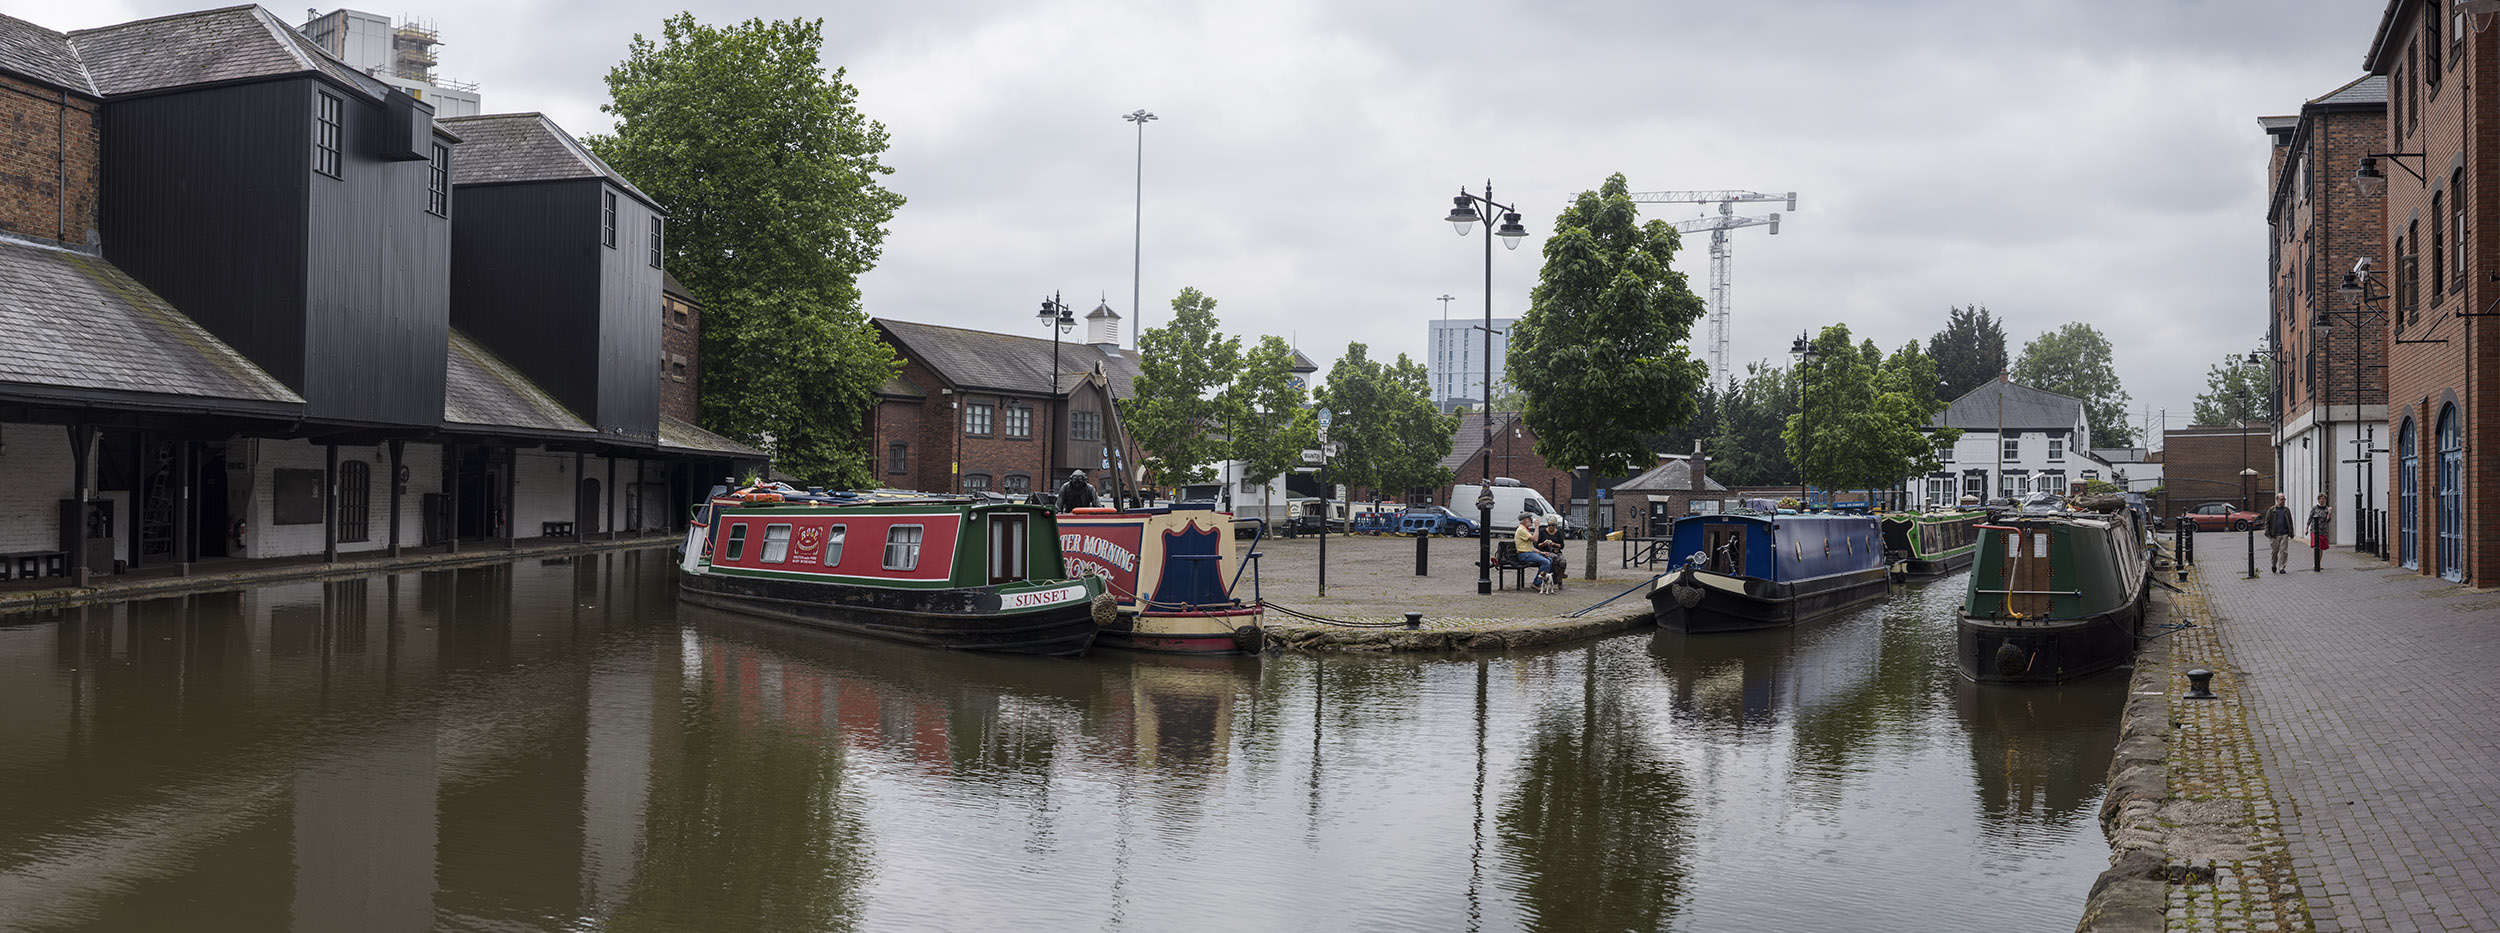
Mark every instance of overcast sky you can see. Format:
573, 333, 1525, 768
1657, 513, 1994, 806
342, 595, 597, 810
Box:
28, 0, 2388, 441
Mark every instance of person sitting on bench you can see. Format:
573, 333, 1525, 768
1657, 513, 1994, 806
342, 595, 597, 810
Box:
1512, 513, 1556, 591
1535, 513, 1568, 592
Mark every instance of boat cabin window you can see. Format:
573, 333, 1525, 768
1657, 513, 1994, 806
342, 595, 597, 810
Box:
761, 523, 793, 563
724, 522, 748, 561
989, 513, 1029, 584
884, 525, 924, 571
1704, 525, 1744, 575
823, 526, 845, 567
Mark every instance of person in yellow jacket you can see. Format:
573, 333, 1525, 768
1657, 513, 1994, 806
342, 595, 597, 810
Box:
1513, 513, 1555, 591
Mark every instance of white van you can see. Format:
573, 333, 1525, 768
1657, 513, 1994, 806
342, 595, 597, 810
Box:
1451, 479, 1559, 527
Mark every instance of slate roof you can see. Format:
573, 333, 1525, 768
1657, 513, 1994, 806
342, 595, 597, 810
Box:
1290, 348, 1318, 373
876, 319, 1142, 398
1615, 456, 1728, 494
878, 372, 927, 399
0, 13, 93, 94
68, 5, 392, 100
1933, 377, 2085, 432
443, 330, 594, 436
0, 236, 303, 410
435, 113, 660, 207
1438, 412, 1520, 472
659, 415, 766, 458
662, 271, 693, 302
2312, 74, 2387, 107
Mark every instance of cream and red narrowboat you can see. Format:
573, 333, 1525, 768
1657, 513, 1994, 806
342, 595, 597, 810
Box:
678, 485, 1111, 656
1056, 503, 1264, 654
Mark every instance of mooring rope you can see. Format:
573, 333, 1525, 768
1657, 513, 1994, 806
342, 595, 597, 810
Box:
1260, 600, 1413, 629
1562, 571, 1672, 618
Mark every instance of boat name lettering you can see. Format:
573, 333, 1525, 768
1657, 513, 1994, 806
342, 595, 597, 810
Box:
1059, 533, 1138, 572
1005, 584, 1086, 609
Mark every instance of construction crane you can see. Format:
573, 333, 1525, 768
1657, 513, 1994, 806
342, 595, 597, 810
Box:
1629, 189, 1797, 386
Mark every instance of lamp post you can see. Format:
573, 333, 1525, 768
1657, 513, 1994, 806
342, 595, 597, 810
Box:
2325, 264, 2391, 559
1442, 182, 1530, 594
1038, 294, 1076, 497
1789, 332, 1820, 507
1123, 109, 1156, 349
2238, 394, 2259, 578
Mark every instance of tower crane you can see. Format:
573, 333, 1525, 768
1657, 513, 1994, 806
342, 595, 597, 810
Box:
1629, 189, 1797, 386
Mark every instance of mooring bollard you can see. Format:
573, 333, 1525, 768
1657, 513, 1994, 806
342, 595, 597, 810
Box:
2184, 668, 2217, 700
1404, 611, 1422, 630
1415, 531, 1429, 576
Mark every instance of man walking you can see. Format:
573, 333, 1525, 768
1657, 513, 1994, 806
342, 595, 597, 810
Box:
2308, 493, 2334, 573
2263, 492, 2296, 574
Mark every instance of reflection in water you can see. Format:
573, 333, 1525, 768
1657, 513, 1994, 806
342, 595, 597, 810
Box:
0, 553, 2121, 932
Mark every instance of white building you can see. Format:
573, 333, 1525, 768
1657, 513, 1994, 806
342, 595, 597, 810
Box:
1427, 316, 1514, 410
300, 9, 484, 117
1904, 377, 2140, 508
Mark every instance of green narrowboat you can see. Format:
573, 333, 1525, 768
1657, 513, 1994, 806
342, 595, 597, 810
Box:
1957, 502, 2150, 684
1880, 509, 1987, 581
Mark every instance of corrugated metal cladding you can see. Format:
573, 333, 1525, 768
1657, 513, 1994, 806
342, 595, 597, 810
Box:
100, 76, 451, 427
451, 178, 660, 441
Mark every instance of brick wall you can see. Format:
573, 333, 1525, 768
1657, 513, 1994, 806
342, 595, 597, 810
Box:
660, 294, 698, 423
871, 351, 1145, 498
2160, 429, 2276, 515
0, 75, 99, 247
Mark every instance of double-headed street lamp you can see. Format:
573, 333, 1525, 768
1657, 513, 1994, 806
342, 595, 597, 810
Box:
1442, 182, 1529, 595
1790, 331, 1820, 507
1038, 294, 1077, 496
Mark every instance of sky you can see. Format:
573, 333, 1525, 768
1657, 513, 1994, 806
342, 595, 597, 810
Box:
22, 0, 2391, 444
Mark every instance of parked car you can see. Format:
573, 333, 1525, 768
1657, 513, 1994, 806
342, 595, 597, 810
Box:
1393, 506, 1480, 537
2176, 501, 2262, 532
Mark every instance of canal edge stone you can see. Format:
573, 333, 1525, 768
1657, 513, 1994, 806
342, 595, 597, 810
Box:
1259, 602, 1655, 653
2075, 586, 2172, 933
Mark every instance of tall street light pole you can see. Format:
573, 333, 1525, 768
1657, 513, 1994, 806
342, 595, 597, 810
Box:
1123, 109, 1156, 348
1790, 332, 1820, 506
2330, 265, 2393, 559
1037, 294, 1075, 493
1443, 182, 1529, 594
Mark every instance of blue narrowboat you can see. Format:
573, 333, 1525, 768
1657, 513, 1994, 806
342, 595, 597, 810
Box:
1650, 510, 1892, 633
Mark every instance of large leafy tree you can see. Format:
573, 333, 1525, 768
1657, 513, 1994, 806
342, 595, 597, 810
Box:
1122, 287, 1242, 488
1316, 343, 1455, 498
1871, 341, 1959, 493
2191, 353, 2272, 426
1511, 172, 1710, 576
590, 14, 905, 486
1230, 335, 1317, 510
1784, 326, 1886, 496
1927, 305, 2008, 402
1705, 364, 1796, 487
2012, 322, 2135, 447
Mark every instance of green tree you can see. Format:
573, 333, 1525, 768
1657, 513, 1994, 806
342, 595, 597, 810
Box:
1121, 287, 1241, 488
589, 14, 905, 486
1927, 305, 2008, 401
2191, 354, 2272, 426
1784, 326, 1885, 496
1316, 343, 1456, 497
1870, 341, 1959, 495
1510, 172, 1710, 575
2012, 322, 2135, 447
1705, 364, 1796, 487
1230, 335, 1318, 509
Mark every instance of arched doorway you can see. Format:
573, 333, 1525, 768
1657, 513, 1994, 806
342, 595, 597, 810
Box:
2437, 404, 2462, 582
2398, 417, 2419, 570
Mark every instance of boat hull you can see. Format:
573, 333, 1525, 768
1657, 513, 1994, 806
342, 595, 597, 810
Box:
679, 569, 1103, 657
1893, 547, 1976, 581
1097, 606, 1264, 654
1957, 508, 2150, 684
1957, 598, 2143, 684
1652, 565, 1892, 633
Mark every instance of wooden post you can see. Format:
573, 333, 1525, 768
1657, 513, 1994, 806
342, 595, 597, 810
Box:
445, 444, 460, 555
387, 439, 404, 558
68, 423, 91, 585
573, 451, 586, 543
323, 443, 338, 563
606, 455, 618, 540
174, 439, 193, 568
504, 446, 518, 549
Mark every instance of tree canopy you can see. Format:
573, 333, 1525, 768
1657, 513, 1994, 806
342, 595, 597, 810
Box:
1316, 343, 1455, 497
1230, 335, 1318, 489
1705, 364, 1797, 488
2192, 353, 2272, 426
1927, 305, 2008, 402
1782, 327, 1957, 499
2012, 322, 2135, 447
589, 14, 905, 486
1121, 287, 1241, 488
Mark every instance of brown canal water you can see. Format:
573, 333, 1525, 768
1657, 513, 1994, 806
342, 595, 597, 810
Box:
0, 549, 2124, 932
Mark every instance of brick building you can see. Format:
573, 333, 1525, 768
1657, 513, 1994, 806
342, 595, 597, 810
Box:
661, 272, 699, 423
2261, 74, 2388, 549
2160, 426, 2276, 517
1611, 452, 1727, 535
2364, 0, 2484, 582
871, 315, 1144, 499
0, 60, 97, 248
1435, 412, 1578, 514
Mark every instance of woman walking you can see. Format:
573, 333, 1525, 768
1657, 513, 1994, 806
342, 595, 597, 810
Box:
2308, 494, 2334, 573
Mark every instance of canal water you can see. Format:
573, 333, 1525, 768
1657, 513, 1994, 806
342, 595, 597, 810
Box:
0, 549, 2123, 932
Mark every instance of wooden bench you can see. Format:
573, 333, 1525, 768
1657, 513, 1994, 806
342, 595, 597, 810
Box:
1483, 542, 1566, 591
541, 521, 575, 537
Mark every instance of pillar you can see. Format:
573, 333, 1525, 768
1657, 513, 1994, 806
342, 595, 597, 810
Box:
387, 439, 405, 558
606, 455, 618, 540
323, 443, 338, 563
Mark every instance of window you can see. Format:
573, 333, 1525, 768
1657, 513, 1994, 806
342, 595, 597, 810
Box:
2002, 436, 2021, 461
2455, 169, 2469, 292
648, 216, 663, 268
338, 460, 371, 542
2041, 474, 2068, 496
761, 523, 792, 563
888, 443, 907, 474
2427, 12, 2443, 81
966, 402, 994, 435
1071, 410, 1101, 441
1004, 406, 1033, 438
964, 473, 991, 493
426, 144, 448, 216
2434, 192, 2446, 299
1004, 474, 1031, 494
725, 522, 749, 561
671, 357, 687, 382
1962, 473, 1986, 500
822, 525, 847, 567
2047, 437, 2065, 462
989, 513, 1029, 584
884, 525, 924, 570
1933, 437, 1953, 462
1925, 475, 1953, 507
314, 92, 343, 178
602, 189, 618, 248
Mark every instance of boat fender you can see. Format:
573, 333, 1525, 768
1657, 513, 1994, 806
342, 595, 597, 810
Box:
1090, 592, 1120, 628
1231, 625, 1264, 653
1668, 583, 1704, 608
1992, 640, 2031, 678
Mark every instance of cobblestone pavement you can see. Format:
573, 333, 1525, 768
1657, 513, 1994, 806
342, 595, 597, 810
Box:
2159, 577, 2313, 932
2196, 546, 2500, 933
1244, 533, 1657, 625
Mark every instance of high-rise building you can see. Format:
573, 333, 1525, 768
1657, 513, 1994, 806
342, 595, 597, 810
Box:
1427, 316, 1514, 411
300, 8, 483, 117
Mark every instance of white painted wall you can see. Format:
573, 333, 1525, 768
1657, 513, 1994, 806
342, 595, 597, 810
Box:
0, 422, 77, 554
1905, 428, 2093, 507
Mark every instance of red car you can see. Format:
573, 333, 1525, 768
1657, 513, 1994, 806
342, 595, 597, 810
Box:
2175, 501, 2262, 532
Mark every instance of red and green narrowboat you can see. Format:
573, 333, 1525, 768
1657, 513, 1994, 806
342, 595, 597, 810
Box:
678, 484, 1110, 656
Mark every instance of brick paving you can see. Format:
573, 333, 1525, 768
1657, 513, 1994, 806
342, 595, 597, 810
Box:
1245, 534, 1661, 649
2196, 547, 2500, 933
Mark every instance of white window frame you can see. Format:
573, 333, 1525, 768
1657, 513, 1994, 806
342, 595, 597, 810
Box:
761, 523, 792, 563
823, 525, 846, 567
884, 525, 925, 570
2002, 436, 2021, 461
2048, 437, 2066, 462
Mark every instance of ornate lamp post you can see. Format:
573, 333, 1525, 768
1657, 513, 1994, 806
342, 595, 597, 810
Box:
1790, 332, 1820, 507
1038, 293, 1076, 496
1441, 182, 1529, 594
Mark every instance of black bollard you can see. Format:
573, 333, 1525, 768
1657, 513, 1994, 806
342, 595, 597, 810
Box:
2183, 668, 2217, 700
1415, 530, 1429, 576
2244, 526, 2258, 580
1404, 611, 1422, 630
